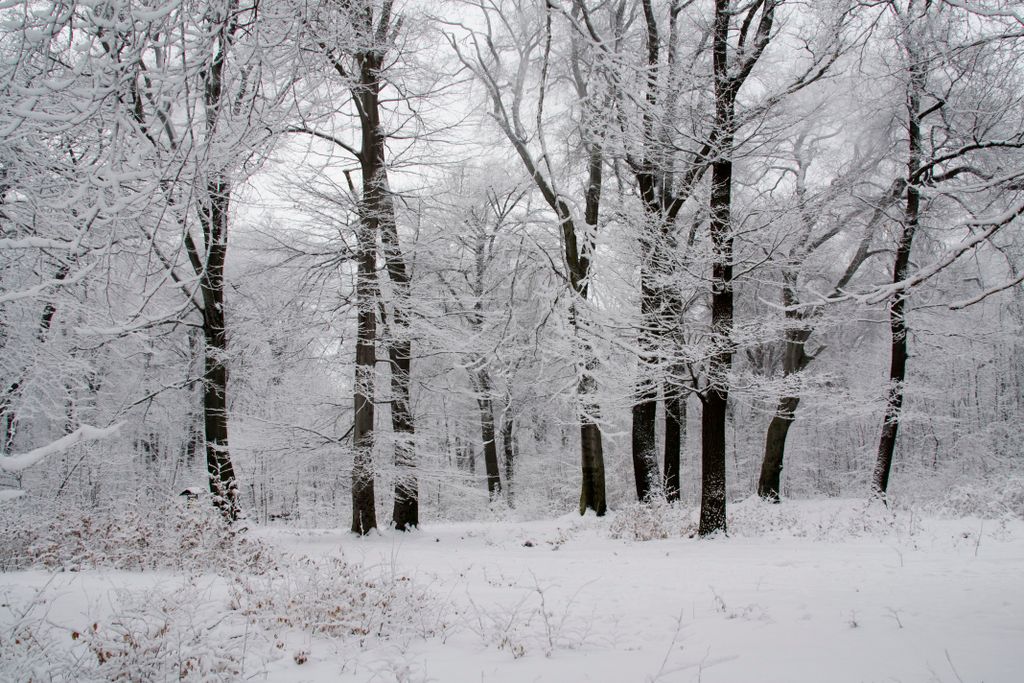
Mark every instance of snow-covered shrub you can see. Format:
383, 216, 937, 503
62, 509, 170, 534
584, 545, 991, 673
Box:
73, 582, 259, 681
1, 578, 269, 682
0, 587, 61, 682
0, 495, 273, 573
892, 473, 1024, 520
725, 496, 900, 540
608, 499, 696, 541
229, 554, 442, 645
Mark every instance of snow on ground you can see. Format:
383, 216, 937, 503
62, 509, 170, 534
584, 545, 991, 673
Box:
3, 499, 1023, 682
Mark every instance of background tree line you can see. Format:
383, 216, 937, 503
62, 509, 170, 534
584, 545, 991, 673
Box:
1, 0, 1022, 530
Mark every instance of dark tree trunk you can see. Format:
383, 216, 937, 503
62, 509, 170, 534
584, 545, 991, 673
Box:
757, 272, 812, 501
348, 37, 390, 535
700, 152, 733, 536
351, 247, 377, 534
350, 205, 378, 534
631, 381, 659, 501
874, 59, 923, 498
389, 338, 417, 529
186, 8, 242, 521
629, 2, 686, 505
500, 406, 516, 507
757, 395, 800, 501
701, 0, 736, 537
631, 258, 662, 501
574, 148, 607, 516
664, 381, 685, 502
0, 263, 68, 452
698, 0, 775, 537
700, 386, 728, 535
198, 180, 237, 520
579, 404, 607, 515
494, 27, 606, 514
475, 370, 502, 501
340, 4, 418, 532
380, 201, 417, 529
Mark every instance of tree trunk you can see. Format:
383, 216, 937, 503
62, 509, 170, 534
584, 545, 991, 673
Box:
380, 205, 417, 529
873, 49, 924, 498
500, 406, 516, 507
0, 264, 68, 452
574, 148, 607, 516
193, 7, 242, 521
348, 39, 390, 535
664, 382, 685, 502
198, 175, 238, 520
579, 407, 607, 515
757, 395, 800, 501
631, 261, 662, 501
699, 0, 737, 537
757, 271, 812, 501
345, 6, 419, 532
389, 338, 417, 529
350, 199, 378, 535
631, 381, 659, 501
475, 369, 502, 501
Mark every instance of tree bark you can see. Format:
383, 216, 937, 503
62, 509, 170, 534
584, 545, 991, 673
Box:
757, 395, 800, 501
341, 3, 418, 531
475, 369, 502, 501
351, 197, 378, 534
874, 54, 924, 498
757, 272, 812, 501
631, 380, 659, 500
578, 376, 607, 516
465, 4, 607, 514
194, 13, 240, 520
348, 26, 392, 535
699, 0, 739, 537
574, 145, 607, 516
196, 177, 237, 520
664, 380, 685, 502
500, 405, 516, 507
388, 337, 417, 529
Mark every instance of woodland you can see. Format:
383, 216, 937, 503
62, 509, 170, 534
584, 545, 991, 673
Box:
0, 0, 1023, 680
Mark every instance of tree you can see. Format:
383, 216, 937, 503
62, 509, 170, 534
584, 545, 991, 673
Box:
431, 170, 530, 502
572, 0, 711, 503
869, 0, 1024, 497
299, 0, 427, 531
754, 128, 907, 501
0, 0, 304, 517
448, 0, 612, 515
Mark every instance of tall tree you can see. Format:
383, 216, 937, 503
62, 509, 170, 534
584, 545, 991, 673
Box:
448, 0, 612, 514
697, 0, 779, 535
871, 0, 1024, 497
0, 0, 299, 519
302, 0, 419, 531
755, 131, 908, 501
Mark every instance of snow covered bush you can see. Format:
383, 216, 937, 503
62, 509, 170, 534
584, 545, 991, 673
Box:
725, 497, 904, 540
892, 473, 1024, 520
73, 582, 258, 681
608, 499, 696, 541
0, 577, 266, 682
0, 495, 273, 573
229, 554, 442, 646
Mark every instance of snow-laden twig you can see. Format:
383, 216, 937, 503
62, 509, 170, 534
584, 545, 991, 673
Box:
0, 424, 122, 472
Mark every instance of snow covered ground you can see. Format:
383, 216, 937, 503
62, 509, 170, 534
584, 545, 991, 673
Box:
3, 499, 1023, 682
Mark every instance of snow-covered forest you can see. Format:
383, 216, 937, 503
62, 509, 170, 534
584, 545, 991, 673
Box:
1, 0, 1023, 681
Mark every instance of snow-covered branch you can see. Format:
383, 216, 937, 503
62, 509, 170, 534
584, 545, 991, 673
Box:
0, 424, 122, 473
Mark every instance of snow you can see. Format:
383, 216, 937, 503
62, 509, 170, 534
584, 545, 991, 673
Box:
0, 423, 121, 472
3, 500, 1023, 682
0, 490, 25, 503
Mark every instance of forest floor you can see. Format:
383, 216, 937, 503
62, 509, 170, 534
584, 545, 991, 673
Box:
2, 499, 1023, 682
